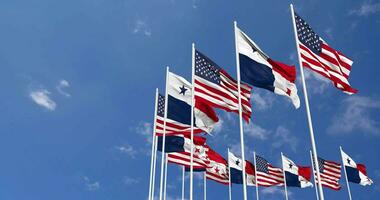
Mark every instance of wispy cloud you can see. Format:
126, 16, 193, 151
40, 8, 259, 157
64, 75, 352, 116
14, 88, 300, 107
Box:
244, 123, 270, 140
136, 121, 153, 143
272, 126, 298, 152
251, 92, 275, 111
29, 89, 57, 111
83, 176, 100, 191
212, 118, 224, 135
324, 28, 333, 40
132, 19, 152, 37
349, 1, 380, 16
301, 69, 330, 94
115, 144, 137, 158
261, 187, 292, 198
56, 79, 71, 97
328, 96, 380, 135
123, 176, 139, 185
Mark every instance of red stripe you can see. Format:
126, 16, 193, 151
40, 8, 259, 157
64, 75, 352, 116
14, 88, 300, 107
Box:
299, 44, 358, 94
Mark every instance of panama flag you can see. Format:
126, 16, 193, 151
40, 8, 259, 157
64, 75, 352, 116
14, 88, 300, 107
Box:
236, 27, 300, 108
341, 149, 373, 186
228, 151, 255, 186
206, 148, 229, 185
157, 135, 206, 153
167, 71, 219, 134
282, 155, 313, 188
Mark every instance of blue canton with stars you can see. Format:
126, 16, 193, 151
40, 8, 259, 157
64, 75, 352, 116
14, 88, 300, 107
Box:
195, 50, 222, 85
157, 94, 165, 117
295, 12, 322, 55
256, 155, 269, 173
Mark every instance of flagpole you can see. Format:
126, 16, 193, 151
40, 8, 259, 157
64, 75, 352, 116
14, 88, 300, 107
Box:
182, 166, 185, 200
233, 20, 248, 200
151, 134, 158, 200
148, 89, 159, 200
164, 154, 168, 200
309, 150, 320, 200
281, 152, 289, 200
190, 42, 196, 200
340, 146, 353, 200
290, 4, 324, 200
228, 148, 232, 200
253, 152, 259, 200
159, 66, 170, 200
204, 171, 207, 200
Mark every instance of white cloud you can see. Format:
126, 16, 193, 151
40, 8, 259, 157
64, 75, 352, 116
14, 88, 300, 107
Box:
136, 121, 153, 143
115, 144, 137, 158
302, 69, 330, 94
328, 96, 380, 135
132, 19, 152, 37
272, 126, 298, 152
83, 176, 100, 191
212, 118, 224, 135
349, 1, 380, 16
261, 186, 292, 197
123, 176, 139, 185
192, 0, 199, 9
251, 92, 275, 110
29, 89, 57, 111
56, 79, 71, 97
244, 123, 270, 140
324, 28, 333, 40
289, 51, 296, 62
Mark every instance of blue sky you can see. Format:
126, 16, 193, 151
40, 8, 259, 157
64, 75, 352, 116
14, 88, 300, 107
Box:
0, 0, 379, 199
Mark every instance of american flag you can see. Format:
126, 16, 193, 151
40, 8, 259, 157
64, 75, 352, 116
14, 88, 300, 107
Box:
294, 12, 357, 94
205, 148, 229, 185
155, 94, 203, 136
314, 157, 342, 190
255, 155, 284, 187
167, 139, 210, 169
194, 50, 252, 122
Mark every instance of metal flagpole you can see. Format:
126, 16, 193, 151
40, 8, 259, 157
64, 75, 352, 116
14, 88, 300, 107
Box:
151, 134, 158, 200
309, 150, 320, 200
164, 154, 168, 200
190, 43, 196, 200
159, 67, 170, 200
281, 152, 289, 200
340, 146, 353, 200
233, 21, 248, 200
228, 148, 232, 200
148, 89, 159, 200
182, 166, 185, 200
253, 152, 259, 200
290, 4, 325, 200
204, 172, 207, 200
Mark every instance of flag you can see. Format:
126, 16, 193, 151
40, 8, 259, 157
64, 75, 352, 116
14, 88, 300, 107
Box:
155, 93, 204, 136
293, 12, 357, 94
314, 156, 342, 190
206, 148, 229, 185
228, 152, 255, 186
255, 155, 284, 187
157, 135, 205, 153
236, 27, 300, 108
282, 155, 312, 188
166, 135, 209, 169
194, 50, 253, 122
167, 72, 219, 134
341, 149, 373, 186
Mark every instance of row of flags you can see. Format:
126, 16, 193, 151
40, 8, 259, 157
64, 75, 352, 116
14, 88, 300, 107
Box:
158, 135, 373, 190
157, 134, 373, 189
148, 4, 370, 200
